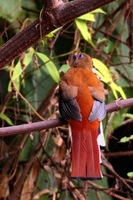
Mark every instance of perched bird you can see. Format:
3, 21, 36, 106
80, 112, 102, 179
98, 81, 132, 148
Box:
59, 53, 106, 180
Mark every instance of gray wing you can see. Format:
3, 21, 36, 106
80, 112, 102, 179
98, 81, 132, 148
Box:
59, 93, 82, 122
89, 100, 106, 122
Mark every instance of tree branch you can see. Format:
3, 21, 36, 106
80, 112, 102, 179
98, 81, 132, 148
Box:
0, 98, 133, 137
44, 0, 60, 8
102, 158, 133, 193
0, 0, 114, 68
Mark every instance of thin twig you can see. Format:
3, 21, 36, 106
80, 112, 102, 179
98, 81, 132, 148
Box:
104, 150, 133, 158
87, 181, 130, 200
102, 158, 133, 193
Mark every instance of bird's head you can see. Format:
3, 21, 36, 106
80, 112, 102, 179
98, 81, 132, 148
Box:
72, 53, 93, 70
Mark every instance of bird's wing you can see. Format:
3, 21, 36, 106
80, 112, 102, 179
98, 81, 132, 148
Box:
86, 72, 106, 122
89, 100, 106, 122
59, 80, 82, 121
59, 95, 82, 121
86, 72, 105, 102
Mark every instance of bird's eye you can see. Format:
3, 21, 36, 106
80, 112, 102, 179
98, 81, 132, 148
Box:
78, 54, 84, 59
73, 55, 77, 60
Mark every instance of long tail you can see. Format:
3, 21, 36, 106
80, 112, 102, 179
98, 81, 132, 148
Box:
70, 121, 102, 180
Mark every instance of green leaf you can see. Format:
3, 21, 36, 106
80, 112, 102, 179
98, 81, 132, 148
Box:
12, 52, 32, 81
8, 52, 33, 92
59, 64, 70, 73
123, 113, 133, 119
0, 0, 22, 22
78, 13, 95, 21
0, 113, 13, 125
90, 8, 106, 14
92, 58, 126, 99
46, 27, 62, 38
127, 172, 133, 178
78, 9, 106, 22
103, 40, 114, 54
75, 19, 95, 47
20, 134, 39, 161
36, 52, 60, 83
119, 135, 133, 143
97, 38, 108, 45
109, 82, 126, 99
92, 58, 112, 79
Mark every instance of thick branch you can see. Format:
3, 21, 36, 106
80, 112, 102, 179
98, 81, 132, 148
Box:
44, 0, 60, 8
0, 0, 114, 68
0, 98, 133, 137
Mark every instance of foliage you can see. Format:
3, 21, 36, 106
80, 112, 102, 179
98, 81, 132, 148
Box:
0, 0, 133, 200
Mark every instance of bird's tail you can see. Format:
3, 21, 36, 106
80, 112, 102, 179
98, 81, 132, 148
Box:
70, 121, 102, 180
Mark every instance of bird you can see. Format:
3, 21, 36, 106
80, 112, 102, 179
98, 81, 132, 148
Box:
59, 53, 106, 180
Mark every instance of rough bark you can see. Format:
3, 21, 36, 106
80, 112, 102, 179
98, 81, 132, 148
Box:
0, 0, 115, 68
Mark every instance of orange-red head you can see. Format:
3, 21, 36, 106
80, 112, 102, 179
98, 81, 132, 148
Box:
71, 53, 93, 71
